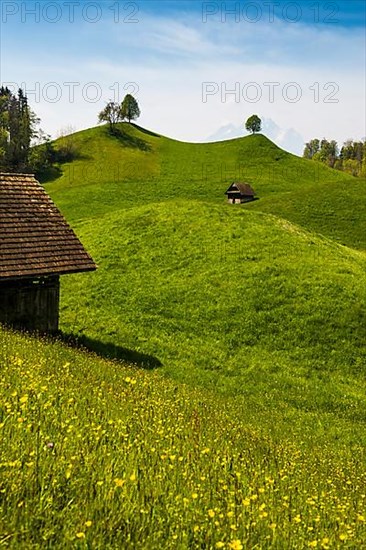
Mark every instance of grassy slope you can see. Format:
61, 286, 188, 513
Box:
0, 328, 365, 548
59, 201, 366, 440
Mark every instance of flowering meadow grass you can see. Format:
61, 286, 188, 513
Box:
1, 329, 365, 549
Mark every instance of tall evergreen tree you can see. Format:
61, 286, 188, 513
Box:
0, 87, 11, 169
0, 87, 39, 172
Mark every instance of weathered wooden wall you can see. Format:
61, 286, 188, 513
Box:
227, 196, 255, 204
0, 276, 60, 333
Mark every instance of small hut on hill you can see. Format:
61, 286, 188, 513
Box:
0, 173, 96, 333
224, 182, 256, 204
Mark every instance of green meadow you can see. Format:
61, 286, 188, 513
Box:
1, 123, 365, 548
1, 331, 365, 548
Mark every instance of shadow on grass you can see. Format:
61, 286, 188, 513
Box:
37, 153, 93, 184
60, 332, 162, 370
36, 165, 63, 183
1, 322, 162, 370
58, 151, 92, 162
107, 127, 152, 152
130, 123, 161, 138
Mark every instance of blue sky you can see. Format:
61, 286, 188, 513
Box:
1, 0, 365, 153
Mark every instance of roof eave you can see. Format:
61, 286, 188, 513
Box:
0, 265, 97, 282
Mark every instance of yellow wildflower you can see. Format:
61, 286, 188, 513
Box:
114, 478, 125, 487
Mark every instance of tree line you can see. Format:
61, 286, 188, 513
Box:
303, 138, 366, 177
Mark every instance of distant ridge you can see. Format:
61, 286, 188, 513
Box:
205, 117, 305, 155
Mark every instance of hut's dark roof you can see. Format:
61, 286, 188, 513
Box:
0, 173, 97, 280
224, 182, 255, 196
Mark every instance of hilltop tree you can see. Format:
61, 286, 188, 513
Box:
121, 94, 140, 123
245, 114, 261, 134
98, 101, 122, 133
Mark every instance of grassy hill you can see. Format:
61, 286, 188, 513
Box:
49, 123, 366, 249
1, 123, 365, 547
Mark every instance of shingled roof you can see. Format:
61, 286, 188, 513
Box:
0, 173, 97, 280
224, 182, 255, 196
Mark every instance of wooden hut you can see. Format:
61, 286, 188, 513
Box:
0, 173, 96, 333
224, 182, 256, 204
